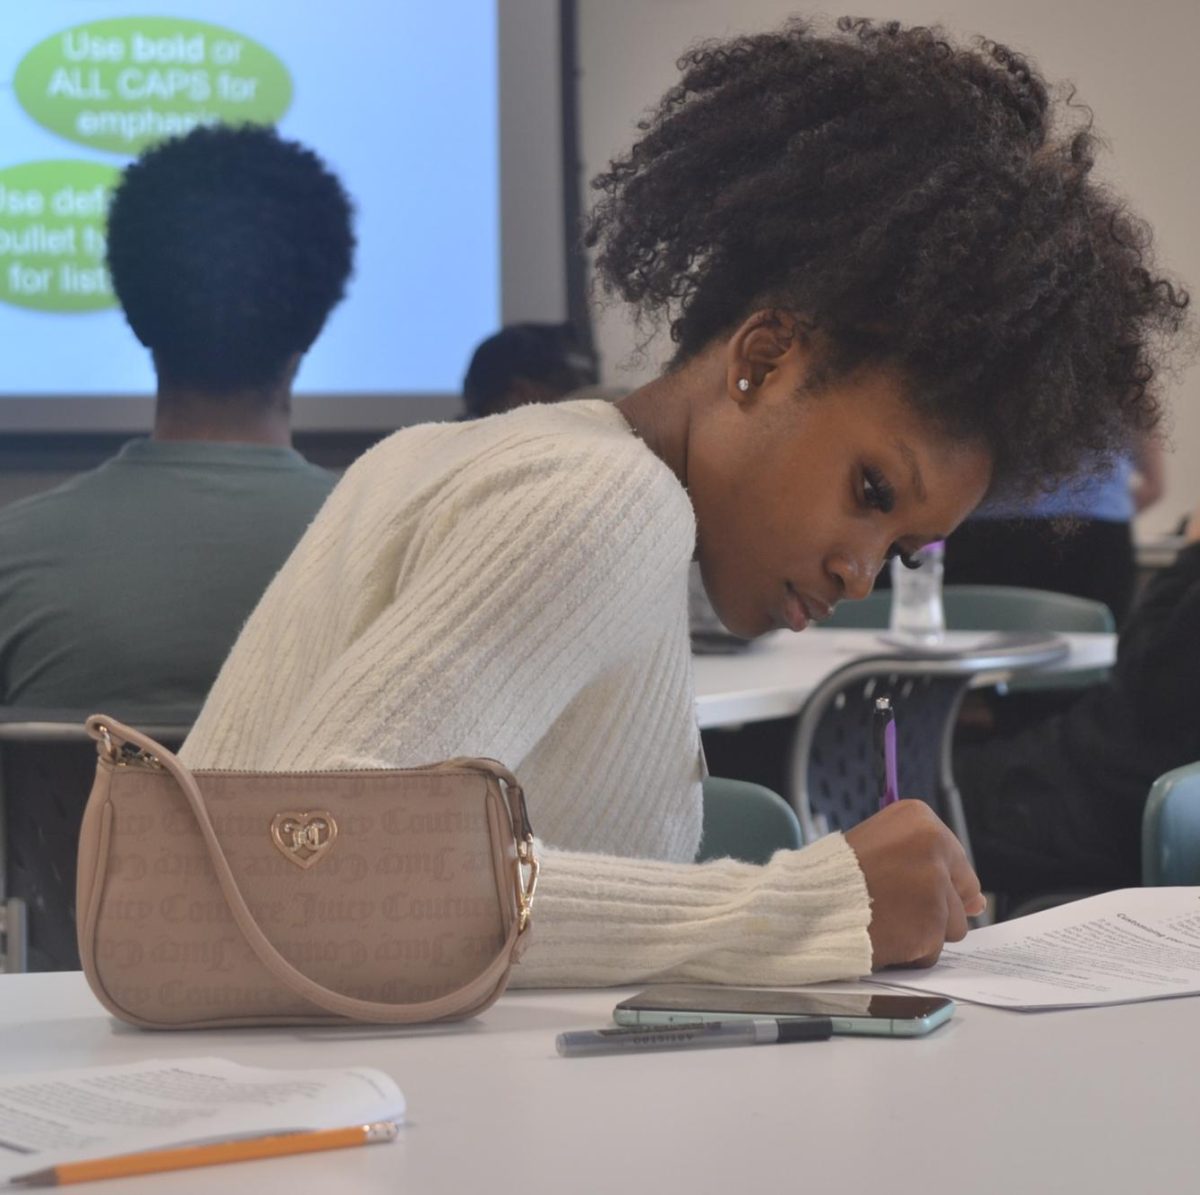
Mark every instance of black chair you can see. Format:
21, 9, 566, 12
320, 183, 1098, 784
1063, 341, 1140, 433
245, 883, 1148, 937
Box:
786, 640, 1068, 854
0, 708, 195, 972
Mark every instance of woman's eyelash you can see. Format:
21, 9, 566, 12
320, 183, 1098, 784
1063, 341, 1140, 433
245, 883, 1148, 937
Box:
864, 466, 918, 567
862, 466, 895, 514
886, 545, 922, 570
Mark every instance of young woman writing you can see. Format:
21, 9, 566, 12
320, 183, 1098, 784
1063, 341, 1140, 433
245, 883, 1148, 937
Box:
183, 19, 1185, 984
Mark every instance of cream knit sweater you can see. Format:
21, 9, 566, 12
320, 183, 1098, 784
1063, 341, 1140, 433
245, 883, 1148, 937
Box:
183, 399, 873, 986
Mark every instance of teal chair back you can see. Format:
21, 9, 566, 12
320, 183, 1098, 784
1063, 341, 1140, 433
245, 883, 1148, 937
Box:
824, 584, 1115, 633
943, 586, 1115, 634
823, 584, 1114, 690
1143, 763, 1200, 885
698, 777, 802, 865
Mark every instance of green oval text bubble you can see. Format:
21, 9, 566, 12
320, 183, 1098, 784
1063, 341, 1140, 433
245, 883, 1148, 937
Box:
14, 17, 292, 156
0, 160, 122, 312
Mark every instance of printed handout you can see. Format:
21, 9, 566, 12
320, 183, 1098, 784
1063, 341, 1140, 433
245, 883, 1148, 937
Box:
868, 887, 1200, 1010
0, 1057, 404, 1183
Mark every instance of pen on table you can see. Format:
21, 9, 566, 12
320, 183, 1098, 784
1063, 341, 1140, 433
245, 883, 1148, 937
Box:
9, 1121, 400, 1188
874, 695, 899, 808
556, 1017, 834, 1057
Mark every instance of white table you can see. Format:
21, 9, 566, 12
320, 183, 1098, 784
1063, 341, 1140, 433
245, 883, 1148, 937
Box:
2, 972, 1196, 1195
1135, 533, 1186, 571
693, 628, 1117, 728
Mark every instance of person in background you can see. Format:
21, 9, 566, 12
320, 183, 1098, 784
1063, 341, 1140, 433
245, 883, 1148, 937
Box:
460, 322, 598, 419
182, 20, 1184, 988
0, 124, 354, 709
944, 433, 1166, 628
956, 493, 1200, 906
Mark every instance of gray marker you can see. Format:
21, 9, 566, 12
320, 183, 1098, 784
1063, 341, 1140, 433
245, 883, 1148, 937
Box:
556, 1017, 834, 1057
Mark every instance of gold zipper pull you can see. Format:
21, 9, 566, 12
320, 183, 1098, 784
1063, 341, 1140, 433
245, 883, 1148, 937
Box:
120, 744, 165, 769
98, 724, 164, 769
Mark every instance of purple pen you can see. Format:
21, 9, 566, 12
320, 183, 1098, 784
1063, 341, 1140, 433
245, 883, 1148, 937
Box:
874, 696, 899, 807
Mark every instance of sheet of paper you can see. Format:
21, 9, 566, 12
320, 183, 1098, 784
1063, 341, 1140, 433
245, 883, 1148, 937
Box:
0, 1057, 404, 1182
867, 887, 1200, 1010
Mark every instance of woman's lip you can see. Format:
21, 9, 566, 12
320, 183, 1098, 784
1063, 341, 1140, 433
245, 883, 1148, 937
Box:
785, 583, 833, 629
783, 583, 810, 632
804, 593, 834, 622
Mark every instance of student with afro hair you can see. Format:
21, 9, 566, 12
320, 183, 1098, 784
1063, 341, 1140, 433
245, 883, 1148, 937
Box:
184, 20, 1187, 988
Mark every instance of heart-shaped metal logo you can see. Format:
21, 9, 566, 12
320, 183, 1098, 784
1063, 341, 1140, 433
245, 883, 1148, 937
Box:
270, 810, 338, 869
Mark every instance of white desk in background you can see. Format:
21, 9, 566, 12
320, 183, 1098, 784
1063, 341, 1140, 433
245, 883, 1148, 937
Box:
693, 628, 1117, 729
1135, 533, 1186, 571
2, 971, 1196, 1195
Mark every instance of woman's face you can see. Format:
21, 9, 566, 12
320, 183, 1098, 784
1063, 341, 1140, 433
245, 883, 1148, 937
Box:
687, 359, 993, 639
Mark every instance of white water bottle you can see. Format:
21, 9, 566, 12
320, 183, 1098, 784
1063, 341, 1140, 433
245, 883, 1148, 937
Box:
889, 539, 946, 643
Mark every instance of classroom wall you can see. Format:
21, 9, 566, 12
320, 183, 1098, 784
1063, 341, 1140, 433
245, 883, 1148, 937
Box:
576, 0, 1200, 536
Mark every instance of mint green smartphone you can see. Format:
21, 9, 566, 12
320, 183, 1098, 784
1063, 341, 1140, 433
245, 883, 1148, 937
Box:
612, 984, 955, 1037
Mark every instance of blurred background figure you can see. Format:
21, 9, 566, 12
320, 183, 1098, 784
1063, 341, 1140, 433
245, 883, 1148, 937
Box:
0, 124, 354, 710
956, 489, 1200, 909
460, 321, 598, 419
944, 435, 1166, 630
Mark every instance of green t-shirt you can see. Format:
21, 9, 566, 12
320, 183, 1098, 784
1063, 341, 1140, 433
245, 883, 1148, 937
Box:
0, 439, 336, 709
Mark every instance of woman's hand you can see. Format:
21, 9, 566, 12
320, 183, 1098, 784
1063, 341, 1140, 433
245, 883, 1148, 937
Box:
844, 800, 985, 969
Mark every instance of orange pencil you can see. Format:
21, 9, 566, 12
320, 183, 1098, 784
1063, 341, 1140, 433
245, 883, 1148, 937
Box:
10, 1121, 400, 1187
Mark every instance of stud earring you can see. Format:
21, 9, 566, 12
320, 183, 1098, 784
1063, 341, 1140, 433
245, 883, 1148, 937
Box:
737, 378, 750, 393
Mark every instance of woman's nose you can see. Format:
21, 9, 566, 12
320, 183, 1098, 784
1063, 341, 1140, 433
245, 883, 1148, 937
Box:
827, 551, 879, 602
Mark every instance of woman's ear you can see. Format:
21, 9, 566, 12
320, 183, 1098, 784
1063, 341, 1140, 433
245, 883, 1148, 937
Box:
725, 310, 814, 405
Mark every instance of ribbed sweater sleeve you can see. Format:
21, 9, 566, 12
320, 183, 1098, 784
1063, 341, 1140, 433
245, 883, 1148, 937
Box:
516, 836, 871, 987
183, 404, 874, 987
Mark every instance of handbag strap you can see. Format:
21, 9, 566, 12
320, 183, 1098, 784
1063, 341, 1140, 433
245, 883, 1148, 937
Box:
86, 716, 538, 1023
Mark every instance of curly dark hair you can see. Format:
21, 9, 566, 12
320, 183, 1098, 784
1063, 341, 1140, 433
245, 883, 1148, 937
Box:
587, 17, 1189, 495
106, 123, 355, 395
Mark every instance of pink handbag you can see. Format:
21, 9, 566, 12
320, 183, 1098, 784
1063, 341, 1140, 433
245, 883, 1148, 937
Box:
76, 716, 538, 1029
